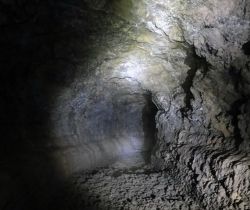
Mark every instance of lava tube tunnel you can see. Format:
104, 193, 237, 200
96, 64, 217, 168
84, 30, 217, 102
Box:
1, 0, 250, 209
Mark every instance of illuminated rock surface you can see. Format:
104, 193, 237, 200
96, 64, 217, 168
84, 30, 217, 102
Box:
0, 0, 250, 209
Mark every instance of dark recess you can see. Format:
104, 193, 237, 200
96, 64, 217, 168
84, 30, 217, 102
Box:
227, 97, 248, 149
229, 66, 243, 92
242, 41, 250, 55
142, 92, 158, 163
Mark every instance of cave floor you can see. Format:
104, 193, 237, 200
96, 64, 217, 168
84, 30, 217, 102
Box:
57, 165, 201, 210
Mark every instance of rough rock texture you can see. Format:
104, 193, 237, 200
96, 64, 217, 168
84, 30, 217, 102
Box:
59, 166, 201, 210
1, 0, 250, 209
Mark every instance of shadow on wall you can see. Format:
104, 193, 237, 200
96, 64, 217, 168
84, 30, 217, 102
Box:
0, 0, 122, 209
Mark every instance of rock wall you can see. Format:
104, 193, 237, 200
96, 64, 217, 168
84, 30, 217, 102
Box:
144, 0, 250, 209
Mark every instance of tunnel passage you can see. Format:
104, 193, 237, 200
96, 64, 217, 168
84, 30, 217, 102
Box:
52, 83, 159, 172
1, 0, 250, 209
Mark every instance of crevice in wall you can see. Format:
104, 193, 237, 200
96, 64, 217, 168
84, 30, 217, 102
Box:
227, 97, 249, 149
180, 44, 210, 117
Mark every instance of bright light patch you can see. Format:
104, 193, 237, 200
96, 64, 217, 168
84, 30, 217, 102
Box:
120, 56, 144, 79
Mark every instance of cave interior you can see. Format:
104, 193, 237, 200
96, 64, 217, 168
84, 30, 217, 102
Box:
1, 0, 250, 209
